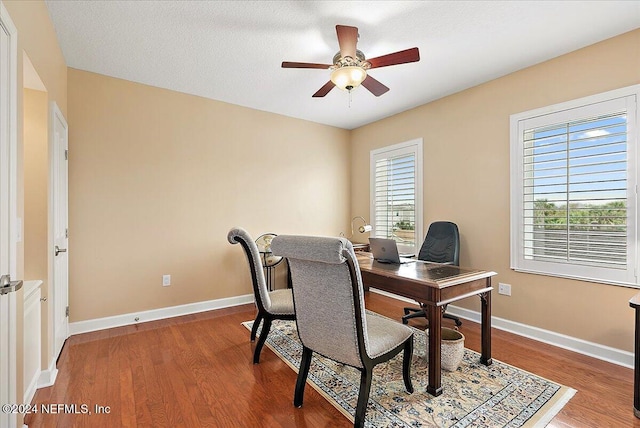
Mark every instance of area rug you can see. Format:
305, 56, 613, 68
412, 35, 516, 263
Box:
243, 313, 576, 427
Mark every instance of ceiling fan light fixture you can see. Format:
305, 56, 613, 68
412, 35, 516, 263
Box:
330, 66, 367, 91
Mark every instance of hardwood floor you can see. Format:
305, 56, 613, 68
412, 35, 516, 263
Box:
25, 291, 639, 427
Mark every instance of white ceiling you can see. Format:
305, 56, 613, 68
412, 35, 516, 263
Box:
45, 1, 640, 130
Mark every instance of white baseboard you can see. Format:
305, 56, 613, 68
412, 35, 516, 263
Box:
24, 361, 58, 404
69, 293, 255, 336
37, 359, 58, 390
371, 288, 416, 304
371, 288, 634, 369
23, 369, 39, 405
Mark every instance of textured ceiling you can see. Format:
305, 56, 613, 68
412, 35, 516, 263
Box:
45, 1, 640, 130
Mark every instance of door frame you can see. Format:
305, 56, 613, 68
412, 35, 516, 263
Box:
0, 2, 19, 427
49, 101, 68, 365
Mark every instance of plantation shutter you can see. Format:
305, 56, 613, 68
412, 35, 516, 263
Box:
523, 111, 628, 267
512, 91, 638, 286
370, 140, 422, 254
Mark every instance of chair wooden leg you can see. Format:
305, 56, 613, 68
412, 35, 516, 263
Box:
250, 312, 263, 342
294, 346, 313, 408
253, 317, 272, 364
354, 368, 373, 428
403, 337, 414, 393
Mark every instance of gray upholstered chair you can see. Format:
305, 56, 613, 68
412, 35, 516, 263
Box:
271, 235, 414, 428
227, 227, 295, 364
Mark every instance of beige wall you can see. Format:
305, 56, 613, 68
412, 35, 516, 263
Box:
5, 3, 639, 395
4, 1, 67, 116
4, 0, 67, 411
23, 88, 49, 371
351, 29, 640, 352
24, 88, 48, 284
67, 68, 351, 322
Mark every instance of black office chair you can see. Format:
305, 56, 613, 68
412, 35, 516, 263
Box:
402, 221, 462, 327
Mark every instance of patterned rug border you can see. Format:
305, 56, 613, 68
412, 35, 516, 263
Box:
242, 315, 576, 427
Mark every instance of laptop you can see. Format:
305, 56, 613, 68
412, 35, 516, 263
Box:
368, 238, 415, 264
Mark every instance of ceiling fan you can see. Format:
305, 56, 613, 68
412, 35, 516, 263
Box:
282, 25, 420, 98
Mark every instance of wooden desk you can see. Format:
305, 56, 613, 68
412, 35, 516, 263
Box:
355, 252, 496, 396
629, 293, 640, 418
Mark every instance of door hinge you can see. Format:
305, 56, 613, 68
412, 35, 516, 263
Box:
65, 306, 69, 317
64, 149, 68, 160
65, 228, 68, 238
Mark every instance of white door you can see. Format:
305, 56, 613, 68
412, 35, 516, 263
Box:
51, 103, 69, 360
0, 3, 20, 428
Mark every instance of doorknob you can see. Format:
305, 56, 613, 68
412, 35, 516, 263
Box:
54, 245, 67, 256
0, 274, 23, 295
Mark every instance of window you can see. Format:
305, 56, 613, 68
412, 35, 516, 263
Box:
370, 139, 423, 255
510, 86, 638, 287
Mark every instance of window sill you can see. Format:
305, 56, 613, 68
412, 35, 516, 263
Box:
511, 266, 639, 289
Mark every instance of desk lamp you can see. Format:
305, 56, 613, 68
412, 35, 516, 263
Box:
351, 216, 372, 238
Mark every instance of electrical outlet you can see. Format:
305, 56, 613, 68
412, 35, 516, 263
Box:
498, 282, 511, 296
162, 274, 171, 287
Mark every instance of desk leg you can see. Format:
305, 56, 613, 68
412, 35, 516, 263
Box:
480, 279, 492, 366
426, 304, 443, 396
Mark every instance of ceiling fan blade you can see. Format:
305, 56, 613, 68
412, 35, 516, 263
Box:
336, 25, 358, 59
282, 61, 332, 69
312, 81, 336, 97
367, 47, 420, 69
361, 75, 389, 97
